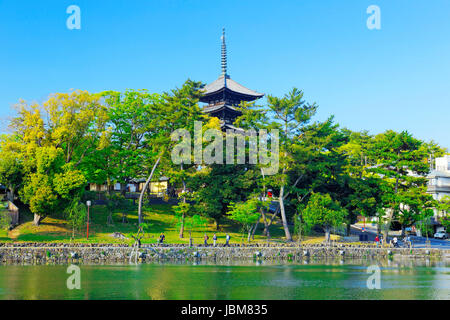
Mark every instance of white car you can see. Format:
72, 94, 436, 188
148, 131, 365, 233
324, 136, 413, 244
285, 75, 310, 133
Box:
434, 231, 448, 239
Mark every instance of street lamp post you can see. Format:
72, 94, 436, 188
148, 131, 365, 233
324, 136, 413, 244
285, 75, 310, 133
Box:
86, 201, 91, 240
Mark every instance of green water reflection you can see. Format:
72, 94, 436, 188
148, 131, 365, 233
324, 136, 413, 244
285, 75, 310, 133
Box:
0, 260, 448, 300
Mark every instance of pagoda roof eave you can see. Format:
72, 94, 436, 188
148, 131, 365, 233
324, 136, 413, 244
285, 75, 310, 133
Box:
201, 75, 264, 100
203, 103, 242, 115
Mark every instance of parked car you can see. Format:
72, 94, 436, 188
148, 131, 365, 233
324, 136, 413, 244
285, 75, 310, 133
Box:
433, 231, 448, 239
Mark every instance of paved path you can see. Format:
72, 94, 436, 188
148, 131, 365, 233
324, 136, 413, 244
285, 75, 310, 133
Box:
350, 224, 450, 249
409, 236, 450, 249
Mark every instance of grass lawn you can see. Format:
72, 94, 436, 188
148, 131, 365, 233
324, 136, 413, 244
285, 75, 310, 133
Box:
1, 201, 338, 245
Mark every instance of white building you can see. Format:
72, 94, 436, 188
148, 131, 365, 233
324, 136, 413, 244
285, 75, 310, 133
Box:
427, 155, 450, 232
427, 155, 450, 203
435, 154, 450, 173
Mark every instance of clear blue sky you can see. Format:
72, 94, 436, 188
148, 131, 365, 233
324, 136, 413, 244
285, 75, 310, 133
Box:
0, 0, 449, 150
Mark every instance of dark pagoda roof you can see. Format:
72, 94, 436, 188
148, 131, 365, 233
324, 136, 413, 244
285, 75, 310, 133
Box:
203, 102, 241, 115
200, 74, 264, 103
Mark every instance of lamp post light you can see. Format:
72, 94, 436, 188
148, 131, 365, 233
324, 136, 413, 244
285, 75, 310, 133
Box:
86, 201, 91, 240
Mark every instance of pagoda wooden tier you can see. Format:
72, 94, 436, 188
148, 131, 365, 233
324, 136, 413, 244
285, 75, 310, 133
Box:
201, 29, 264, 130
200, 74, 264, 106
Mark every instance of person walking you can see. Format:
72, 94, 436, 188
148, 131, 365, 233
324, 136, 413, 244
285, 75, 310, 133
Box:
204, 233, 209, 246
159, 232, 165, 244
213, 233, 217, 247
375, 235, 380, 247
225, 233, 231, 247
392, 236, 398, 248
406, 234, 412, 248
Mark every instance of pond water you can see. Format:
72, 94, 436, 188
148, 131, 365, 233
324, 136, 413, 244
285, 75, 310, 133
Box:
0, 260, 449, 299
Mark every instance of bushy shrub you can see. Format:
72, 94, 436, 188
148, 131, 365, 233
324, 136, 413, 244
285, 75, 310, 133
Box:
0, 208, 11, 230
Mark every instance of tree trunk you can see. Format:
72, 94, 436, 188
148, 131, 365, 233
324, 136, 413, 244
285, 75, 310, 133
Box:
107, 178, 113, 196
383, 173, 400, 244
138, 155, 162, 225
279, 185, 292, 241
377, 217, 381, 235
179, 164, 186, 239
179, 212, 185, 239
120, 182, 128, 196
383, 209, 393, 244
33, 214, 43, 226
7, 186, 14, 202
266, 205, 280, 233
264, 178, 306, 233
251, 214, 261, 240
261, 208, 270, 238
324, 226, 331, 243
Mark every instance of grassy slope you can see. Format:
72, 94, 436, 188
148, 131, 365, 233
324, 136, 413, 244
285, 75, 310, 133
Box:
1, 201, 339, 245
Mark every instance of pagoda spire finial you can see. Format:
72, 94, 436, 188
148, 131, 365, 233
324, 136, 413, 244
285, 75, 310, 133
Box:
221, 28, 227, 76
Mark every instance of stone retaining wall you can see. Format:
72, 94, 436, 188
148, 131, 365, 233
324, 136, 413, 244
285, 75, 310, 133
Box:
0, 243, 447, 264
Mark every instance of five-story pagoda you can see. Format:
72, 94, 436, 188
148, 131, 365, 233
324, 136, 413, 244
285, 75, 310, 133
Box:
200, 28, 264, 130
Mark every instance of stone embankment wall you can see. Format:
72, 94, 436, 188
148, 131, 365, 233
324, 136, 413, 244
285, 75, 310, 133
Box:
0, 243, 447, 264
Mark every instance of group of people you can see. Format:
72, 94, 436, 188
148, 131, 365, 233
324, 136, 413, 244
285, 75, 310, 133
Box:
374, 235, 383, 247
374, 234, 412, 248
158, 232, 232, 246
202, 233, 231, 247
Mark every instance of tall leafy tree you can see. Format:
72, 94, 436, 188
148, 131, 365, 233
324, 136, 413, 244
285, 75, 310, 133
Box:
11, 91, 109, 225
266, 88, 317, 241
137, 80, 205, 224
161, 80, 206, 237
368, 131, 431, 239
338, 130, 384, 233
191, 163, 258, 230
102, 89, 161, 194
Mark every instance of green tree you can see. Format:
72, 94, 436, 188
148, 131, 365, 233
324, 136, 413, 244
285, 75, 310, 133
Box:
266, 88, 317, 241
302, 192, 348, 242
160, 80, 206, 236
184, 214, 208, 246
173, 201, 192, 239
191, 163, 258, 230
437, 196, 450, 230
11, 91, 108, 225
64, 200, 87, 239
338, 130, 384, 234
102, 89, 161, 195
0, 135, 24, 202
368, 131, 433, 239
227, 199, 263, 242
137, 80, 205, 225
